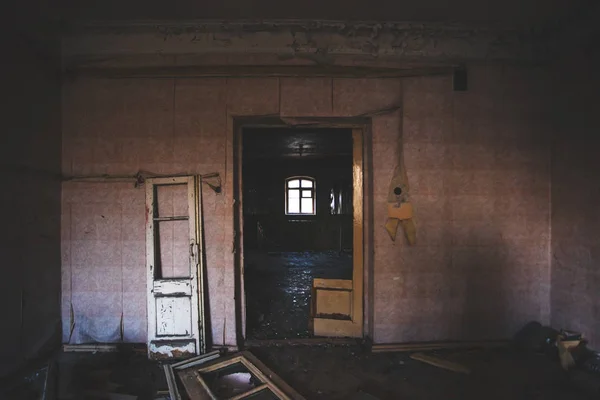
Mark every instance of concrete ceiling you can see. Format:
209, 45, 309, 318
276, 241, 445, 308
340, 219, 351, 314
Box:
60, 0, 592, 29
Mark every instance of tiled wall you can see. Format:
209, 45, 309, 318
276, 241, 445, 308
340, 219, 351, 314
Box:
62, 67, 552, 345
551, 50, 600, 349
374, 66, 552, 342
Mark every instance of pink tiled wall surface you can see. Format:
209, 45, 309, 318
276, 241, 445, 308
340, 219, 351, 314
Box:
375, 67, 552, 342
62, 68, 551, 345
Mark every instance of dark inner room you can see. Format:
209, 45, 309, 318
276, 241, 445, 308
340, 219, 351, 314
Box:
242, 128, 354, 340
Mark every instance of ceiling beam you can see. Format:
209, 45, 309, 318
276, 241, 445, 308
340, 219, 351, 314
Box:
63, 20, 543, 69
68, 64, 454, 79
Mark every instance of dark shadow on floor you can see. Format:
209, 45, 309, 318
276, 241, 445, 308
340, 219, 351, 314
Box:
250, 345, 595, 400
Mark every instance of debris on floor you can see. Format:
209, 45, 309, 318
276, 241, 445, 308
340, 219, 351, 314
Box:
166, 350, 305, 399
514, 321, 559, 355
3, 341, 599, 399
409, 352, 471, 374
557, 331, 582, 370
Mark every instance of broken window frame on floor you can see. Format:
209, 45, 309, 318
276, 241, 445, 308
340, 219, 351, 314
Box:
172, 351, 305, 400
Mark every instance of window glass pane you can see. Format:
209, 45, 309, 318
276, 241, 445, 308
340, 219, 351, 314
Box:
301, 179, 313, 188
301, 198, 313, 214
288, 179, 300, 188
288, 198, 300, 213
288, 189, 299, 198
302, 190, 312, 198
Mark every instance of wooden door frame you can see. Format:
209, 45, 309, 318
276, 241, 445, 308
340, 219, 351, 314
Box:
233, 117, 373, 345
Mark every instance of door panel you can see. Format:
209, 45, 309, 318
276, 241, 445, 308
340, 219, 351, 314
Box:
312, 129, 363, 338
156, 297, 192, 336
146, 176, 204, 358
313, 278, 352, 318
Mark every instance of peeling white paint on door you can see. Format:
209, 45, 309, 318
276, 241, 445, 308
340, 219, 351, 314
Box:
146, 176, 204, 359
154, 280, 192, 296
149, 341, 196, 358
156, 297, 192, 336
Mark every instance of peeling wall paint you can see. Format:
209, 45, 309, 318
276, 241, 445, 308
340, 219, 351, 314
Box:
62, 21, 545, 69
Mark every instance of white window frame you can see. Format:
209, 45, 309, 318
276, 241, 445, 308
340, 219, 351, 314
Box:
285, 176, 316, 215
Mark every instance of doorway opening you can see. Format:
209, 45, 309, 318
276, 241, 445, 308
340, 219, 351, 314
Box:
242, 128, 356, 340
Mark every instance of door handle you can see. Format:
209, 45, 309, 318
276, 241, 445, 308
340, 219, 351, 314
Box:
190, 242, 199, 262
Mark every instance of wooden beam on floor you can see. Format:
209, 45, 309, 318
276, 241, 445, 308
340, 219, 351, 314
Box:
371, 340, 509, 353
410, 352, 471, 374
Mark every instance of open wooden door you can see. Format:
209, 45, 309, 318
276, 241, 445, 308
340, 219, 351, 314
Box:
146, 176, 205, 358
312, 129, 363, 338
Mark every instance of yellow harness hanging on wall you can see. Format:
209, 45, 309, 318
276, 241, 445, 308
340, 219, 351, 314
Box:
385, 148, 416, 244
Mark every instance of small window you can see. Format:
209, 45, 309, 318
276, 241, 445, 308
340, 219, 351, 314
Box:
286, 177, 315, 215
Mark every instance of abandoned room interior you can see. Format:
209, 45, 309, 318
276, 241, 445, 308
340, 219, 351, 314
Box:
3, 0, 600, 398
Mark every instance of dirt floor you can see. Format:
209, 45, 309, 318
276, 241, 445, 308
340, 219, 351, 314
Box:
2, 344, 598, 399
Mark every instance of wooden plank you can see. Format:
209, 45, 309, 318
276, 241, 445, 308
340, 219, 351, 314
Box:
313, 278, 353, 290
197, 355, 245, 374
371, 340, 509, 353
179, 369, 216, 400
239, 358, 290, 400
194, 176, 207, 355
187, 175, 203, 356
171, 350, 221, 369
146, 178, 156, 356
227, 383, 269, 400
410, 353, 471, 374
163, 364, 182, 400
351, 129, 364, 332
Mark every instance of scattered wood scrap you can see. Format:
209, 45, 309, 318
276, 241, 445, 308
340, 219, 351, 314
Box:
410, 353, 471, 374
